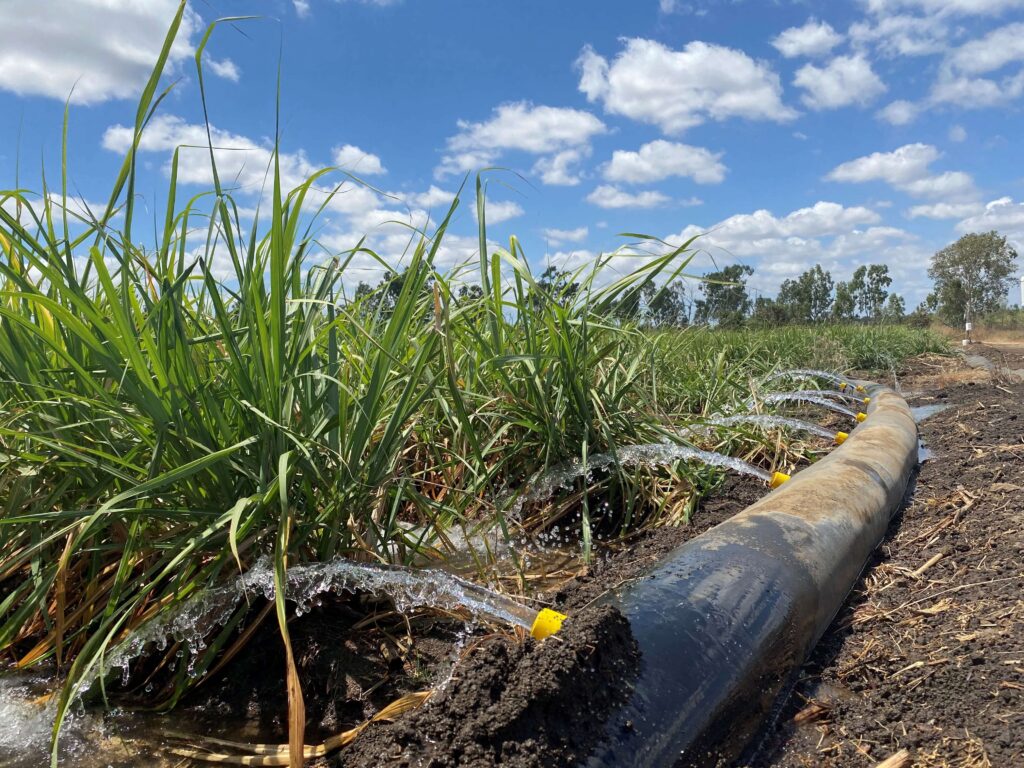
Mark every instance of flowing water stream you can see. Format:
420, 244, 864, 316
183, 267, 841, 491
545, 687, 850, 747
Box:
1, 558, 541, 767
767, 388, 863, 404
509, 442, 777, 518
761, 368, 858, 389
696, 414, 839, 442
82, 557, 538, 700
756, 392, 860, 420
910, 403, 950, 421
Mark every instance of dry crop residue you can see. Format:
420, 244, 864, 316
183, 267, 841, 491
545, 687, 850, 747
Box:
754, 351, 1024, 768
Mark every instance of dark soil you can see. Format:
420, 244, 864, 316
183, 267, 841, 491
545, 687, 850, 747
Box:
752, 352, 1024, 768
170, 473, 766, 766
179, 597, 466, 744
332, 476, 766, 768
337, 605, 638, 768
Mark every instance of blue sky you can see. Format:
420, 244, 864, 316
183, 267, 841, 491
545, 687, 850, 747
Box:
2, 0, 1023, 307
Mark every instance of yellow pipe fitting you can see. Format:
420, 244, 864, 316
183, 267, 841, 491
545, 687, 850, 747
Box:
863, 397, 871, 405
838, 382, 848, 391
530, 607, 567, 640
855, 385, 866, 393
856, 412, 867, 422
834, 431, 849, 445
769, 471, 791, 489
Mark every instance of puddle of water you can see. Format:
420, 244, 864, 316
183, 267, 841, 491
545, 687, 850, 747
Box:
918, 439, 935, 463
963, 352, 1024, 382
910, 403, 950, 422
963, 354, 993, 371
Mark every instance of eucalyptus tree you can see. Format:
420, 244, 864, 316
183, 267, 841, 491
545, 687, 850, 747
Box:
928, 231, 1018, 326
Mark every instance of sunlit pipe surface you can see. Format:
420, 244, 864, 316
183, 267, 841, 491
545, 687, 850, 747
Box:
585, 384, 917, 768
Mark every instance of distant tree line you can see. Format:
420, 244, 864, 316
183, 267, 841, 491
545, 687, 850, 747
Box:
641, 230, 1018, 329
349, 231, 1019, 330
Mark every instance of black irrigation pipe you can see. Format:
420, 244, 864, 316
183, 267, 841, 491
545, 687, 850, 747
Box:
585, 383, 918, 768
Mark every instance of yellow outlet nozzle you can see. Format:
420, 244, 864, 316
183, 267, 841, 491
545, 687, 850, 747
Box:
530, 608, 567, 640
835, 431, 849, 444
838, 382, 848, 391
856, 412, 867, 422
863, 397, 871, 405
769, 471, 791, 489
855, 385, 866, 393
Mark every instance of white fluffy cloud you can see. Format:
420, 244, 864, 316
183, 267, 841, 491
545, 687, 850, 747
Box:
827, 143, 976, 201
863, 0, 1024, 16
0, 0, 206, 104
333, 144, 386, 175
866, 19, 1024, 123
901, 171, 977, 199
436, 102, 606, 183
541, 226, 589, 245
206, 58, 241, 83
586, 185, 670, 209
876, 99, 921, 125
603, 141, 726, 184
772, 20, 843, 58
404, 186, 457, 210
676, 201, 881, 244
531, 148, 590, 186
446, 102, 606, 155
948, 22, 1024, 74
906, 201, 984, 219
103, 116, 404, 233
829, 144, 934, 186
103, 114, 321, 193
930, 70, 1024, 107
477, 200, 524, 224
324, 229, 494, 288
948, 125, 968, 141
576, 39, 796, 134
665, 202, 935, 302
794, 55, 887, 110
849, 14, 949, 57
100, 112, 418, 258
924, 22, 1024, 110
956, 197, 1024, 242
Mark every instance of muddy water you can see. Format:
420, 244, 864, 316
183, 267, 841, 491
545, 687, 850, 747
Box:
911, 402, 948, 462
964, 351, 1024, 381
910, 402, 949, 421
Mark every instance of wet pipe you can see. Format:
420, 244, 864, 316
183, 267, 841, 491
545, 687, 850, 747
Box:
585, 384, 918, 768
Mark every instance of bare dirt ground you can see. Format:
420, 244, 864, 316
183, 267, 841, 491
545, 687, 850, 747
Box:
754, 347, 1024, 768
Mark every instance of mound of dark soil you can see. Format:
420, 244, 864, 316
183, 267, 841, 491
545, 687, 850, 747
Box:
331, 476, 765, 767
171, 474, 767, 764
337, 604, 638, 768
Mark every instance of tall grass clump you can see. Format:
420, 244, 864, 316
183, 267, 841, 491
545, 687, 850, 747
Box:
0, 3, 947, 763
0, 5, 709, 759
